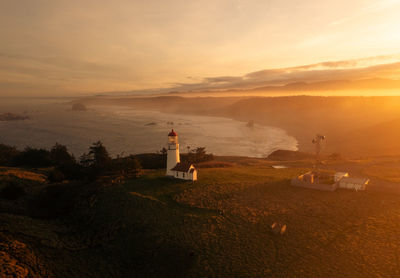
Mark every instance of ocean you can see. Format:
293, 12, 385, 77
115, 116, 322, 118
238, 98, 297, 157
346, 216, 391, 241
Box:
0, 98, 297, 158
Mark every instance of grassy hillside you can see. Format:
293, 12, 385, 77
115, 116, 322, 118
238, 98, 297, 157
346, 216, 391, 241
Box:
0, 167, 47, 183
2, 159, 400, 277
331, 118, 400, 156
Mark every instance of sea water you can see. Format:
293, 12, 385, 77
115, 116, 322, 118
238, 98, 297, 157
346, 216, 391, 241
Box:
0, 98, 297, 157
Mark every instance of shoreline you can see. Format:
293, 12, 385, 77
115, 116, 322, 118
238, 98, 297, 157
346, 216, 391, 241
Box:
0, 99, 297, 158
74, 95, 400, 158
87, 103, 298, 158
80, 99, 305, 151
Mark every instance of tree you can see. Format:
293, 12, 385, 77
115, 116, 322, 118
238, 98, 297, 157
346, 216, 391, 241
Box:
89, 141, 111, 170
80, 141, 111, 179
50, 143, 75, 166
0, 144, 20, 166
195, 147, 206, 158
79, 152, 92, 168
126, 157, 142, 177
160, 147, 167, 155
50, 143, 81, 180
185, 146, 214, 163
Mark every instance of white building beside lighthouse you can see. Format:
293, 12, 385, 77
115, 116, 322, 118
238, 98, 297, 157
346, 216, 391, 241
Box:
166, 129, 197, 181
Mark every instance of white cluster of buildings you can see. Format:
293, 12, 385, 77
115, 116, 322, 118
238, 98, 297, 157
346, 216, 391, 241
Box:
292, 170, 369, 191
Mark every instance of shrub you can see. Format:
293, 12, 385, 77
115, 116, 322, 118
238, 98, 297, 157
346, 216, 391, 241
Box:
80, 141, 112, 179
48, 169, 66, 183
133, 153, 166, 169
111, 156, 142, 178
50, 143, 75, 165
196, 161, 235, 168
0, 144, 20, 166
50, 143, 82, 180
16, 147, 52, 167
0, 182, 25, 200
182, 147, 214, 164
30, 183, 79, 219
56, 162, 82, 180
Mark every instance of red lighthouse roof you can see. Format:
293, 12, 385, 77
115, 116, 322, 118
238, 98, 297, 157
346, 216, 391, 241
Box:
168, 129, 177, 136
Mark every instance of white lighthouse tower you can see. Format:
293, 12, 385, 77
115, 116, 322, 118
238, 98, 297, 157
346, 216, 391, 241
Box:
166, 129, 180, 176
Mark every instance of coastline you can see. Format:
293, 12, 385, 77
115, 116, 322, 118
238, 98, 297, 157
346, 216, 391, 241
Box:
73, 95, 400, 158
75, 96, 307, 151
0, 99, 297, 158
86, 103, 298, 157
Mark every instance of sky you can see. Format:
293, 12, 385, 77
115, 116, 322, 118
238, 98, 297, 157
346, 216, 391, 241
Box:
1, 0, 400, 96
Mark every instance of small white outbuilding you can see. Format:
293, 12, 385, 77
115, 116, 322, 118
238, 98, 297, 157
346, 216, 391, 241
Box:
334, 172, 349, 182
170, 162, 197, 181
339, 177, 369, 191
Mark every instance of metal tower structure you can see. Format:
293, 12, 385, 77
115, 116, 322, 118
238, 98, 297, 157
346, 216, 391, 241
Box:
312, 134, 325, 164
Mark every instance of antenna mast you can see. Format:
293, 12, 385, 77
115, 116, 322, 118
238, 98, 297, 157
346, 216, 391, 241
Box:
312, 134, 325, 166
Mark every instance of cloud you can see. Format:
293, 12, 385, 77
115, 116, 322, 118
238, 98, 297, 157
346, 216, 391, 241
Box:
246, 54, 400, 79
150, 55, 400, 94
204, 76, 244, 84
2, 50, 400, 96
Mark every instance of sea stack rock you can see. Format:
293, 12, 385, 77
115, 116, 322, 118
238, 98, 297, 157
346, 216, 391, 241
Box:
71, 103, 87, 111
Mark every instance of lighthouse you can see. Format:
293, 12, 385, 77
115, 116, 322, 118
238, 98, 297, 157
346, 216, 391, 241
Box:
165, 129, 198, 181
166, 129, 180, 176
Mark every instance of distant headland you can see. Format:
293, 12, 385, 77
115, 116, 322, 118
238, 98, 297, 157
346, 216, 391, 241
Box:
0, 112, 29, 121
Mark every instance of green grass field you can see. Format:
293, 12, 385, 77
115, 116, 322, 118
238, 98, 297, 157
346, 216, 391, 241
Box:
103, 165, 400, 277
2, 163, 400, 277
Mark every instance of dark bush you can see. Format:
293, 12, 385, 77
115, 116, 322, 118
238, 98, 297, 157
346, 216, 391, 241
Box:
50, 143, 75, 165
182, 147, 214, 164
16, 147, 52, 167
57, 162, 82, 180
196, 161, 235, 168
50, 143, 82, 180
0, 182, 25, 200
132, 153, 166, 169
0, 144, 20, 166
80, 141, 112, 179
112, 156, 142, 178
267, 150, 315, 161
30, 183, 80, 219
48, 168, 66, 183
